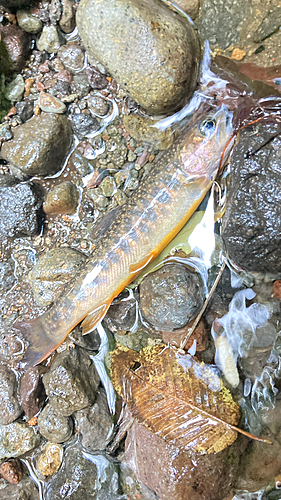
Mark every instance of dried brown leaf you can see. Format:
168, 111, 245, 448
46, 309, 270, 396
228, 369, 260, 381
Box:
111, 345, 241, 454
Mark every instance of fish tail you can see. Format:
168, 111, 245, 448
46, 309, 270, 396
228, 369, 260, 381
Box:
15, 316, 62, 368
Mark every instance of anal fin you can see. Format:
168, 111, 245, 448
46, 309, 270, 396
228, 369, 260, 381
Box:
129, 252, 154, 275
81, 303, 111, 334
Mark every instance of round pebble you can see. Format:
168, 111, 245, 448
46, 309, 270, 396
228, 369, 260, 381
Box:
17, 10, 43, 34
43, 181, 80, 215
38, 92, 66, 114
37, 442, 63, 476
38, 404, 73, 443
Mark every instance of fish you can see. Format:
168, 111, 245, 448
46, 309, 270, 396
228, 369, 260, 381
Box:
16, 104, 234, 367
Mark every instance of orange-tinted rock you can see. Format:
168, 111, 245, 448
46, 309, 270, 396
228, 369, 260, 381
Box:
123, 420, 243, 500
0, 459, 24, 484
162, 318, 207, 352
273, 280, 281, 300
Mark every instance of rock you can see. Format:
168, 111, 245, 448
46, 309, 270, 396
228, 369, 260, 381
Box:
42, 347, 100, 416
139, 264, 204, 331
100, 176, 116, 197
122, 420, 242, 500
87, 95, 110, 116
222, 122, 281, 273
28, 247, 87, 306
69, 327, 101, 351
38, 404, 73, 443
44, 445, 122, 500
76, 388, 113, 451
0, 459, 24, 484
252, 6, 281, 43
20, 366, 47, 419
0, 421, 40, 459
105, 291, 138, 333
0, 262, 16, 290
49, 0, 62, 24
0, 366, 22, 425
77, 0, 200, 114
15, 100, 34, 122
71, 113, 100, 138
0, 478, 39, 500
3, 0, 34, 7
38, 92, 66, 114
1, 113, 73, 177
172, 0, 199, 19
51, 80, 71, 98
0, 24, 31, 73
58, 44, 85, 72
43, 181, 80, 216
87, 187, 109, 210
37, 442, 63, 476
162, 318, 207, 352
199, 0, 250, 49
71, 74, 91, 98
236, 427, 281, 491
37, 25, 62, 53
59, 0, 75, 33
0, 123, 13, 142
122, 115, 173, 150
70, 149, 96, 176
16, 10, 43, 34
85, 65, 108, 90
5, 74, 25, 103
0, 180, 42, 240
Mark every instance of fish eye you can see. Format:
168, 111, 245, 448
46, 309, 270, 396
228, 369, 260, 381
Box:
199, 118, 216, 137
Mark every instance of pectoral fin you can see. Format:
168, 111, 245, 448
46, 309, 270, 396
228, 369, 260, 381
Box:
81, 302, 111, 334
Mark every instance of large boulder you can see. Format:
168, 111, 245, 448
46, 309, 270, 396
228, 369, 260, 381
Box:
222, 121, 281, 273
76, 0, 200, 115
1, 113, 73, 177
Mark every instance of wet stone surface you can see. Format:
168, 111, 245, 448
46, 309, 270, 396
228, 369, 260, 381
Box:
1, 113, 73, 177
20, 365, 47, 419
0, 24, 31, 73
76, 388, 113, 452
0, 178, 43, 240
0, 458, 24, 484
28, 247, 87, 306
0, 365, 22, 425
0, 421, 40, 459
42, 347, 100, 416
139, 263, 204, 331
43, 181, 80, 216
37, 404, 73, 443
37, 442, 63, 476
77, 0, 200, 114
222, 122, 281, 273
0, 477, 39, 500
44, 445, 122, 500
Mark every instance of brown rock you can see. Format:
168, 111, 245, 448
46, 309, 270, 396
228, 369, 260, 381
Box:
43, 181, 80, 216
1, 113, 73, 177
123, 420, 243, 500
273, 280, 281, 300
0, 459, 24, 484
171, 0, 199, 19
236, 427, 281, 491
162, 318, 207, 352
0, 24, 31, 73
59, 0, 75, 33
20, 365, 47, 419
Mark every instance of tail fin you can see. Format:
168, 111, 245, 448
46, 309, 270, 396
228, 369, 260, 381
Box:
15, 317, 60, 368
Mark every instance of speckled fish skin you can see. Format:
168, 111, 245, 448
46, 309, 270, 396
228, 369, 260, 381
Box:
17, 104, 234, 367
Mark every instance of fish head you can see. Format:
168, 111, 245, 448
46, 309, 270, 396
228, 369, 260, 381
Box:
181, 105, 235, 180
